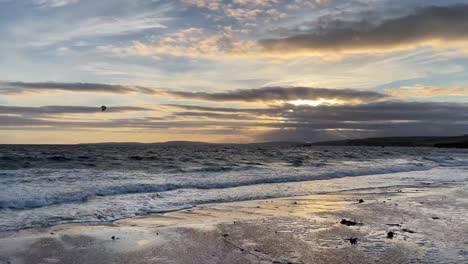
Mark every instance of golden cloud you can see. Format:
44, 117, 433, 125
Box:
386, 85, 468, 98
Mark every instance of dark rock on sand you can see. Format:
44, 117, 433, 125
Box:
401, 229, 416, 234
387, 231, 394, 239
358, 199, 364, 204
348, 237, 358, 245
340, 219, 362, 226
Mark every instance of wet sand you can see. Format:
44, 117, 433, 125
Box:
1, 182, 468, 264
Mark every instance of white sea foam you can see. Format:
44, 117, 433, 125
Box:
0, 159, 433, 210
1, 145, 468, 231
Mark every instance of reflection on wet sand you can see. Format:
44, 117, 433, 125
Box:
1, 181, 468, 264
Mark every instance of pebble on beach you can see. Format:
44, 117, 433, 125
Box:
387, 231, 394, 239
348, 237, 358, 245
340, 219, 362, 226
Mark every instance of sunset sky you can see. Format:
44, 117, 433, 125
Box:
1, 0, 468, 143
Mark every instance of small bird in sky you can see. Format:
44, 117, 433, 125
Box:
100, 105, 107, 112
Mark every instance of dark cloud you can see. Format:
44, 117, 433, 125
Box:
167, 100, 468, 123
259, 101, 468, 141
161, 101, 468, 141
0, 82, 157, 94
163, 104, 265, 113
278, 101, 468, 122
0, 115, 262, 129
0, 105, 150, 115
259, 122, 468, 143
259, 5, 468, 54
1, 82, 386, 104
172, 111, 254, 120
164, 86, 386, 102
1, 101, 468, 142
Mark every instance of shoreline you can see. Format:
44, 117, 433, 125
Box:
0, 183, 429, 235
1, 179, 468, 263
0, 182, 439, 234
3, 165, 464, 233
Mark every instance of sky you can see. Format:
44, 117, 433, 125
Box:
1, 0, 468, 144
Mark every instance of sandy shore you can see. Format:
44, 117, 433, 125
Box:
1, 181, 468, 264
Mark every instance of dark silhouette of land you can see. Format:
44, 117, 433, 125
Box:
9, 135, 465, 148
312, 135, 468, 148
81, 135, 468, 148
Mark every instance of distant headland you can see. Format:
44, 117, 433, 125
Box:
312, 135, 468, 148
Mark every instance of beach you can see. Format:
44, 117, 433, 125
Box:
3, 0, 468, 263
2, 172, 468, 264
1, 145, 468, 263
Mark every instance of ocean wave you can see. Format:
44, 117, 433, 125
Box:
3, 165, 468, 232
0, 161, 433, 210
422, 156, 468, 167
184, 164, 260, 173
128, 155, 158, 161
47, 156, 72, 162
2, 145, 468, 232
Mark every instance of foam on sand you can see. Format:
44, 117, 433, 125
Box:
1, 177, 467, 264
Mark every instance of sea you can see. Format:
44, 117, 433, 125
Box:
1, 143, 468, 232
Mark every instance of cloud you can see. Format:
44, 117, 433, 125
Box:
259, 101, 468, 141
33, 0, 79, 8
102, 5, 468, 61
278, 101, 468, 123
258, 5, 468, 56
164, 101, 468, 141
102, 27, 258, 59
0, 115, 261, 129
163, 104, 256, 113
225, 7, 264, 20
0, 105, 149, 115
186, 0, 293, 22
1, 101, 468, 142
166, 101, 468, 122
172, 111, 254, 120
0, 81, 158, 94
38, 14, 166, 46
163, 86, 387, 103
386, 85, 468, 98
12, 5, 171, 47
3, 81, 387, 106
183, 0, 293, 10
182, 0, 222, 10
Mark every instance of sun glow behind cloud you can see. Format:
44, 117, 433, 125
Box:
1, 1, 468, 143
288, 98, 338, 106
